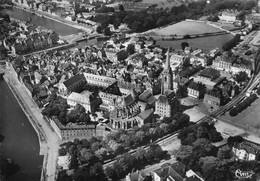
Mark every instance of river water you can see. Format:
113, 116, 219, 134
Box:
0, 80, 43, 181
2, 7, 81, 36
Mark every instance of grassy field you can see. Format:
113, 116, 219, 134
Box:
156, 33, 234, 53
222, 97, 260, 129
142, 0, 198, 9
153, 21, 222, 36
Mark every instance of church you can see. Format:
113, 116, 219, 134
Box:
155, 49, 180, 118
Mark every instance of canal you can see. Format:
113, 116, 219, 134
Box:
2, 7, 81, 36
0, 80, 43, 181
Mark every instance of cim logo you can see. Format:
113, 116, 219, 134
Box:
235, 169, 255, 179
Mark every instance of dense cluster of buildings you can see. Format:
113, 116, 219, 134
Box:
10, 19, 255, 140
11, 0, 99, 28
4, 19, 62, 54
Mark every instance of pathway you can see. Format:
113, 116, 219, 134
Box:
4, 63, 61, 181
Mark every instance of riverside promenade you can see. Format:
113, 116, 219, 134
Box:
4, 63, 60, 181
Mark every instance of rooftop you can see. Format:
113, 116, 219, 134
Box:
63, 74, 85, 88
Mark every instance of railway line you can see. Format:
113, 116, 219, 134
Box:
102, 67, 260, 168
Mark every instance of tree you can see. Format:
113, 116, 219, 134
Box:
229, 107, 238, 116
175, 145, 193, 164
118, 4, 124, 11
69, 145, 77, 155
222, 34, 241, 51
105, 166, 117, 180
193, 138, 213, 152
181, 42, 189, 51
196, 126, 209, 139
234, 71, 248, 83
104, 27, 111, 36
95, 148, 107, 160
199, 156, 219, 179
59, 147, 67, 156
79, 148, 97, 165
0, 134, 4, 142
135, 147, 147, 163
217, 146, 231, 160
89, 162, 105, 179
126, 44, 135, 55
69, 154, 79, 169
91, 142, 101, 152
181, 132, 196, 145
96, 25, 102, 34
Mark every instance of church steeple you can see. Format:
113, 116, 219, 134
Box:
161, 48, 173, 95
165, 48, 171, 73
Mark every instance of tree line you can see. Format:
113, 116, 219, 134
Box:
175, 123, 260, 181
92, 0, 256, 33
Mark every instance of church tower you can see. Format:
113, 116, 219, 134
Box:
161, 49, 173, 95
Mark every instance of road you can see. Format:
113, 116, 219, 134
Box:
4, 63, 60, 181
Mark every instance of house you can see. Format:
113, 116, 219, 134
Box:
67, 91, 101, 112
47, 117, 107, 140
212, 56, 233, 71
135, 108, 154, 127
125, 171, 146, 181
58, 74, 86, 95
204, 88, 223, 107
187, 81, 206, 99
138, 89, 156, 109
170, 53, 184, 71
99, 82, 122, 110
104, 48, 120, 63
232, 140, 260, 161
83, 73, 116, 88
117, 80, 144, 95
231, 64, 252, 77
153, 162, 186, 181
153, 162, 204, 181
198, 68, 220, 81
127, 53, 148, 68
155, 91, 179, 118
173, 75, 190, 93
57, 156, 71, 170
219, 10, 239, 22
190, 53, 207, 67
193, 68, 224, 90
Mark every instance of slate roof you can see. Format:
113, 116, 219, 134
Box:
122, 94, 135, 107
188, 81, 206, 91
63, 74, 86, 88
199, 68, 220, 79
137, 109, 154, 120
139, 90, 156, 105
154, 162, 186, 181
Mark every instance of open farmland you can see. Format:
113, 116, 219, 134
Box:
152, 20, 222, 36
156, 33, 234, 53
142, 0, 200, 9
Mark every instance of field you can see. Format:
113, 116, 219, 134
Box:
156, 33, 234, 53
221, 98, 260, 130
152, 20, 222, 36
142, 0, 199, 9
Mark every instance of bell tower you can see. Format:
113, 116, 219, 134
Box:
161, 48, 173, 95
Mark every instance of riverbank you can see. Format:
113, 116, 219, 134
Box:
13, 4, 93, 33
4, 63, 60, 181
3, 63, 47, 149
0, 78, 43, 181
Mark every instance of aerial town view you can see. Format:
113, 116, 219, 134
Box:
1, 0, 260, 181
